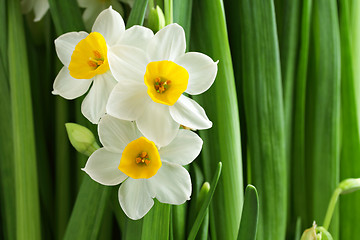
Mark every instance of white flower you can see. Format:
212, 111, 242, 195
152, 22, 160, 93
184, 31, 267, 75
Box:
77, 0, 134, 31
83, 115, 203, 220
106, 23, 218, 147
21, 0, 49, 22
52, 7, 153, 124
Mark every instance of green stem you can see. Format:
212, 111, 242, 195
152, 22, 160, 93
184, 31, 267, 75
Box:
164, 0, 173, 25
323, 188, 342, 230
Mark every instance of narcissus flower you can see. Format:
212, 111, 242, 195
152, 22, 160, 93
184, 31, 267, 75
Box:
21, 0, 49, 22
107, 23, 218, 147
52, 7, 153, 123
83, 115, 202, 220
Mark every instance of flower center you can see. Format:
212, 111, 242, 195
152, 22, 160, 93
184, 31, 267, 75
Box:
69, 32, 109, 79
154, 77, 171, 93
144, 61, 189, 106
118, 137, 161, 179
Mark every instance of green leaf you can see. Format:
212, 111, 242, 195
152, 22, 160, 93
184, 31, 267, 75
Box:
187, 162, 222, 240
306, 0, 340, 237
291, 0, 313, 229
141, 201, 171, 240
8, 0, 41, 239
238, 0, 287, 239
191, 0, 244, 238
63, 178, 111, 240
338, 0, 360, 238
173, 0, 193, 50
237, 185, 259, 240
126, 0, 149, 28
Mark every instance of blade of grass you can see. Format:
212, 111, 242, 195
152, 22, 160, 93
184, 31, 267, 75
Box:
8, 0, 41, 239
126, 0, 149, 28
292, 0, 312, 232
191, 1, 244, 239
238, 0, 287, 239
173, 0, 192, 50
305, 0, 340, 237
237, 185, 259, 240
338, 0, 360, 238
187, 162, 222, 240
141, 201, 171, 240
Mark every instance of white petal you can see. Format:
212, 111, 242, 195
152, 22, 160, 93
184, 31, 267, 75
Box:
149, 162, 191, 205
81, 72, 117, 124
92, 6, 125, 46
170, 95, 212, 130
159, 130, 203, 165
55, 31, 89, 67
108, 45, 149, 83
119, 179, 154, 220
98, 115, 138, 152
119, 25, 154, 51
175, 52, 218, 95
137, 101, 180, 147
147, 23, 186, 61
106, 80, 148, 121
52, 67, 92, 100
83, 148, 127, 186
33, 0, 49, 22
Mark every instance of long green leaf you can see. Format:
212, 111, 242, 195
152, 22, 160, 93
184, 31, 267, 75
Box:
187, 162, 222, 240
126, 0, 149, 28
237, 185, 259, 240
292, 0, 313, 231
8, 0, 41, 239
141, 201, 171, 240
173, 0, 192, 50
191, 1, 244, 238
238, 0, 287, 239
338, 0, 360, 238
305, 0, 340, 237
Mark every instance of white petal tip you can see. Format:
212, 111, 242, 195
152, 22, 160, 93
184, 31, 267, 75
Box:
51, 90, 58, 95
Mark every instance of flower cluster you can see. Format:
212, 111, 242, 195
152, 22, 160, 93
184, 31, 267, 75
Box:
53, 7, 217, 220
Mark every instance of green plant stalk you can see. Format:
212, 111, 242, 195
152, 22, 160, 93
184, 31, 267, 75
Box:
338, 0, 360, 238
323, 188, 341, 230
126, 0, 149, 28
187, 162, 222, 240
237, 185, 259, 240
164, 0, 173, 25
8, 0, 41, 239
292, 0, 312, 229
306, 0, 340, 236
191, 1, 243, 239
238, 0, 287, 239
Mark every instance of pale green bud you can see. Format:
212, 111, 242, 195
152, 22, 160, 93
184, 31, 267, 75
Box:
300, 223, 333, 240
147, 5, 165, 32
300, 222, 317, 240
65, 123, 100, 156
337, 178, 360, 194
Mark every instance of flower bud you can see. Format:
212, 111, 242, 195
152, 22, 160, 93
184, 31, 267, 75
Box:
147, 5, 165, 32
337, 178, 360, 195
65, 123, 99, 156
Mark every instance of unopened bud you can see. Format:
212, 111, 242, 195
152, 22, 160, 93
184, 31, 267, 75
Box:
65, 123, 100, 156
147, 5, 165, 32
338, 178, 360, 195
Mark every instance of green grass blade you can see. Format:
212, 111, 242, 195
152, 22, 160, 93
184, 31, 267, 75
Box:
238, 0, 287, 239
173, 0, 192, 50
187, 162, 222, 240
191, 1, 244, 238
63, 179, 111, 240
141, 201, 171, 240
305, 0, 340, 237
292, 0, 313, 230
126, 0, 149, 28
237, 185, 259, 240
8, 0, 41, 239
0, 33, 15, 240
338, 0, 360, 238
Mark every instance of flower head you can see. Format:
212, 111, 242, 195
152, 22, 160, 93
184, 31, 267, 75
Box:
83, 115, 203, 220
52, 7, 154, 124
107, 23, 218, 146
